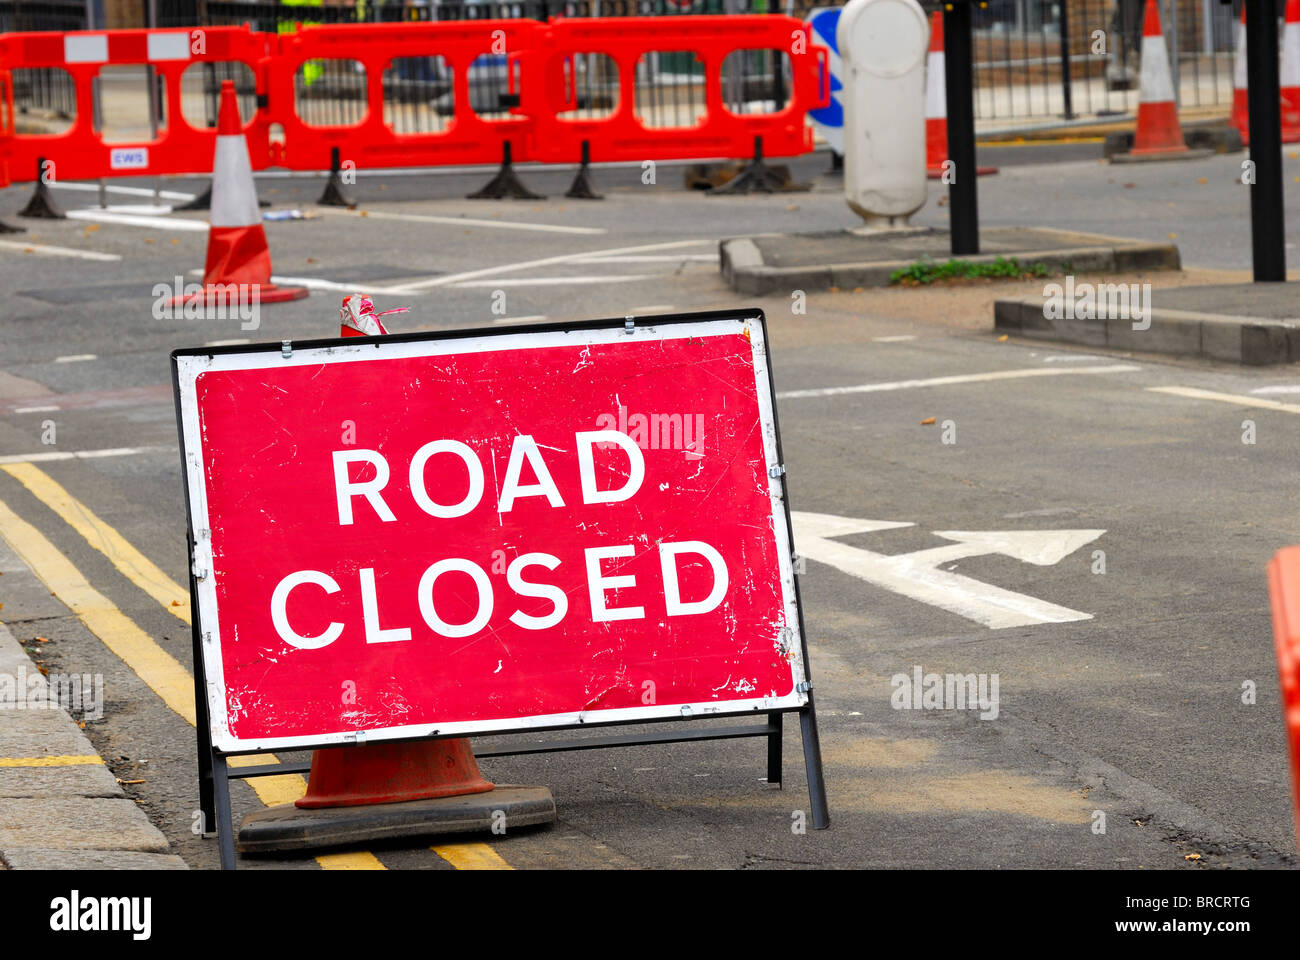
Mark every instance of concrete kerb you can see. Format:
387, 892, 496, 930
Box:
995, 296, 1300, 366
721, 235, 1181, 296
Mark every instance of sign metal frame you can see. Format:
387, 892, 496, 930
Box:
171, 307, 829, 867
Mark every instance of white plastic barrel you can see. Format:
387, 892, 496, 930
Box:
837, 0, 929, 227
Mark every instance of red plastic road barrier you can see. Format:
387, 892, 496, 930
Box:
529, 15, 828, 164
0, 68, 12, 188
0, 26, 275, 183
1268, 546, 1300, 845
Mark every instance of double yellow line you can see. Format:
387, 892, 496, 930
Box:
0, 461, 511, 871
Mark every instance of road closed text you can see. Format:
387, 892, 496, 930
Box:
270, 430, 729, 649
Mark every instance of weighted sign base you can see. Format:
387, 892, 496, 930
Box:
236, 784, 556, 854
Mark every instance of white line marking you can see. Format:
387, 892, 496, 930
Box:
66, 209, 208, 231
268, 275, 426, 296
573, 254, 718, 263
1041, 354, 1103, 362
1250, 385, 1300, 395
451, 275, 649, 288
777, 365, 1142, 399
491, 315, 548, 325
12, 406, 60, 414
1148, 385, 1300, 415
50, 182, 196, 202
204, 338, 252, 346
389, 239, 713, 293
0, 239, 120, 262
628, 304, 675, 313
872, 335, 917, 343
317, 208, 606, 236
793, 511, 1102, 629
54, 354, 96, 363
0, 446, 163, 465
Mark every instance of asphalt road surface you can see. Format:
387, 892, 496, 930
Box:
0, 145, 1297, 869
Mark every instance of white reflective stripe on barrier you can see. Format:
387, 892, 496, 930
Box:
148, 32, 193, 62
64, 34, 108, 64
210, 135, 261, 228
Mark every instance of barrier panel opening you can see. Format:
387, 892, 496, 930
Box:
468, 52, 520, 120
634, 51, 705, 129
294, 59, 368, 128
181, 61, 257, 129
556, 53, 619, 121
12, 67, 76, 135
94, 65, 167, 144
383, 56, 453, 134
721, 49, 792, 116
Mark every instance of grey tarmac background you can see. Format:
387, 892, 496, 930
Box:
0, 142, 1297, 870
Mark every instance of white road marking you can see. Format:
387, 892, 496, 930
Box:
12, 406, 60, 414
0, 446, 164, 465
872, 335, 917, 342
204, 338, 252, 346
1148, 385, 1300, 415
268, 274, 426, 296
792, 511, 1103, 630
573, 254, 718, 263
66, 209, 208, 231
1250, 385, 1300, 395
1041, 353, 1103, 362
491, 315, 548, 325
0, 239, 120, 262
51, 182, 196, 202
317, 208, 606, 236
629, 304, 675, 313
389, 239, 713, 293
777, 364, 1142, 399
451, 275, 649, 288
54, 354, 96, 363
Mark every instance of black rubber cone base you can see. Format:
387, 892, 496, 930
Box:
468, 165, 544, 200
237, 784, 555, 854
18, 181, 65, 219
0, 219, 24, 234
317, 173, 356, 208
707, 160, 809, 195
564, 165, 603, 199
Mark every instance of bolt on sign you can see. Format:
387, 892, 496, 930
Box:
173, 309, 827, 827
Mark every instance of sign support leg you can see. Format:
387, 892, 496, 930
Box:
800, 698, 830, 830
189, 569, 217, 836
766, 711, 783, 785
212, 752, 237, 870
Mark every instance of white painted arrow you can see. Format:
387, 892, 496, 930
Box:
791, 511, 1104, 630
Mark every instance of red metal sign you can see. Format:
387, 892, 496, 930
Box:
174, 311, 807, 753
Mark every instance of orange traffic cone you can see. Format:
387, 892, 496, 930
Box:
925, 11, 996, 180
173, 81, 306, 309
1127, 0, 1188, 157
1231, 6, 1250, 147
1282, 0, 1300, 143
299, 297, 494, 811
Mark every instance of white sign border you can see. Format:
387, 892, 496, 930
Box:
175, 314, 808, 754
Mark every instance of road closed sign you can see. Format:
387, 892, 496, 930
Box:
173, 310, 808, 753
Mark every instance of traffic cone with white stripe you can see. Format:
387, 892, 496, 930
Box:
1282, 0, 1300, 143
171, 81, 306, 308
1231, 5, 1250, 147
1126, 0, 1189, 157
925, 11, 996, 180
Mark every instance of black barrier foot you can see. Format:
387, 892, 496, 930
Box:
564, 141, 603, 200
176, 184, 269, 212
468, 142, 543, 200
0, 217, 24, 234
707, 137, 809, 195
317, 146, 356, 208
18, 158, 65, 219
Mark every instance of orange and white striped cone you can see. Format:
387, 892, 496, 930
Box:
172, 81, 307, 308
924, 11, 996, 180
1127, 0, 1189, 157
1282, 0, 1300, 143
1231, 6, 1250, 147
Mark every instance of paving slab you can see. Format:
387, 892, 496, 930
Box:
720, 226, 1181, 295
995, 282, 1300, 365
